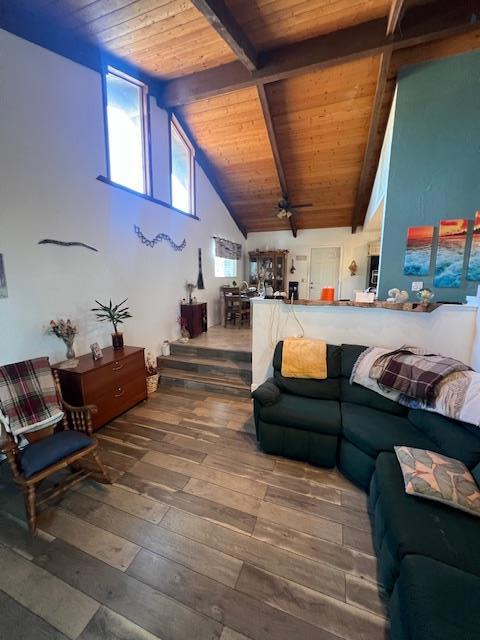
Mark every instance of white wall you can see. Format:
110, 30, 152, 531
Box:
251, 300, 478, 390
246, 227, 380, 301
0, 29, 245, 365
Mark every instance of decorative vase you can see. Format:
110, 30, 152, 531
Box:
161, 340, 170, 356
180, 327, 190, 343
112, 332, 124, 350
63, 337, 76, 360
146, 373, 159, 395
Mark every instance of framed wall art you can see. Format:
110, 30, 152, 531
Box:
403, 226, 435, 276
434, 219, 468, 288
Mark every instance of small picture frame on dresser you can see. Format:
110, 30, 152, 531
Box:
90, 342, 103, 361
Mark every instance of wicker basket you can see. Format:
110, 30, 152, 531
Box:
146, 373, 159, 395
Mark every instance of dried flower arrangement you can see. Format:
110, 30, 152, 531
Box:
145, 351, 158, 376
145, 351, 160, 394
48, 319, 78, 359
185, 282, 197, 304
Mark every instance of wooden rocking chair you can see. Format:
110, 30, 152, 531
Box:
0, 357, 112, 533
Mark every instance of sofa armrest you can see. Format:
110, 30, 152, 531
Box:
251, 378, 281, 407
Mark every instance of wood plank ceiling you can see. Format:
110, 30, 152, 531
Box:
8, 0, 480, 235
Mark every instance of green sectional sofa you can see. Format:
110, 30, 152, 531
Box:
252, 341, 480, 640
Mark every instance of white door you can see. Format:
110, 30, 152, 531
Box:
309, 247, 341, 300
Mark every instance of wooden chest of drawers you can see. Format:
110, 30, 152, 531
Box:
52, 346, 147, 431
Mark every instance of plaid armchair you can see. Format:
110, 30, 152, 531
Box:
0, 357, 111, 533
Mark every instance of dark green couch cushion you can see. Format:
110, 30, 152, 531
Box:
341, 403, 436, 458
251, 378, 281, 407
258, 393, 341, 435
408, 409, 480, 468
340, 378, 407, 416
272, 342, 341, 400
341, 344, 367, 378
258, 420, 338, 468
370, 452, 480, 591
338, 439, 376, 492
391, 555, 480, 640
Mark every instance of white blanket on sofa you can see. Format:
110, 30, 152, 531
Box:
351, 347, 480, 428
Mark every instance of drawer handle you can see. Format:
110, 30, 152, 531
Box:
112, 362, 124, 371
114, 387, 125, 398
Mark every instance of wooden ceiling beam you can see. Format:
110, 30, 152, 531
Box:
351, 0, 480, 230
161, 1, 479, 107
190, 0, 258, 72
351, 48, 393, 231
387, 0, 407, 36
256, 84, 298, 237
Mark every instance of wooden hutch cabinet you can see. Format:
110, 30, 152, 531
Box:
248, 250, 289, 292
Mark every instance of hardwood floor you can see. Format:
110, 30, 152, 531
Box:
0, 385, 389, 640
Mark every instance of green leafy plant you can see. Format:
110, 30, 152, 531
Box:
91, 298, 132, 334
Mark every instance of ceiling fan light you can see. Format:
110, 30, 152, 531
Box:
286, 210, 292, 218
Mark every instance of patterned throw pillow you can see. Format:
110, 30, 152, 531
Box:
395, 446, 480, 517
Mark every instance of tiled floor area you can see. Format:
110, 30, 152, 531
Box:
185, 324, 252, 352
0, 385, 388, 640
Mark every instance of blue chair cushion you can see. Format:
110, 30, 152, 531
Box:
20, 430, 93, 478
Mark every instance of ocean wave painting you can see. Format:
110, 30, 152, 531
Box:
434, 219, 468, 288
467, 211, 480, 281
403, 226, 434, 276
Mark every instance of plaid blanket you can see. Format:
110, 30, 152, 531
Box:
370, 346, 471, 405
0, 357, 63, 437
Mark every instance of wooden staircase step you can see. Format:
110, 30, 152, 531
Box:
159, 368, 251, 397
158, 354, 251, 381
170, 342, 251, 363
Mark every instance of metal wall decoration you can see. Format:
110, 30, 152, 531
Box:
38, 239, 98, 252
0, 254, 8, 298
197, 248, 205, 289
134, 225, 186, 251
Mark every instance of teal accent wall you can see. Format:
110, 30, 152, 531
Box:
379, 49, 480, 302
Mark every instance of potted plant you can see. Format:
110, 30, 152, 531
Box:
48, 318, 78, 360
145, 351, 159, 395
91, 298, 132, 350
177, 316, 190, 342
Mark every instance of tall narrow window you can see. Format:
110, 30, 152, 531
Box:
171, 116, 194, 214
105, 68, 149, 194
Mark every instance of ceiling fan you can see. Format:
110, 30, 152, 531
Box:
275, 197, 313, 219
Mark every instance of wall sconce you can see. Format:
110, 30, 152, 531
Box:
348, 260, 358, 276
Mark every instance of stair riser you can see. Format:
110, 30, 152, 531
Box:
160, 376, 251, 397
158, 358, 252, 383
170, 343, 251, 363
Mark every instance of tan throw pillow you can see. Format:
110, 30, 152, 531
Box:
395, 446, 480, 518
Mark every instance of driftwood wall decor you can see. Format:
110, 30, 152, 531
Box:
38, 239, 98, 252
134, 225, 186, 251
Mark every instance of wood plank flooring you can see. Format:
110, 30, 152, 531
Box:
0, 385, 389, 640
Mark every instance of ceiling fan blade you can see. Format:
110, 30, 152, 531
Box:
290, 203, 313, 209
